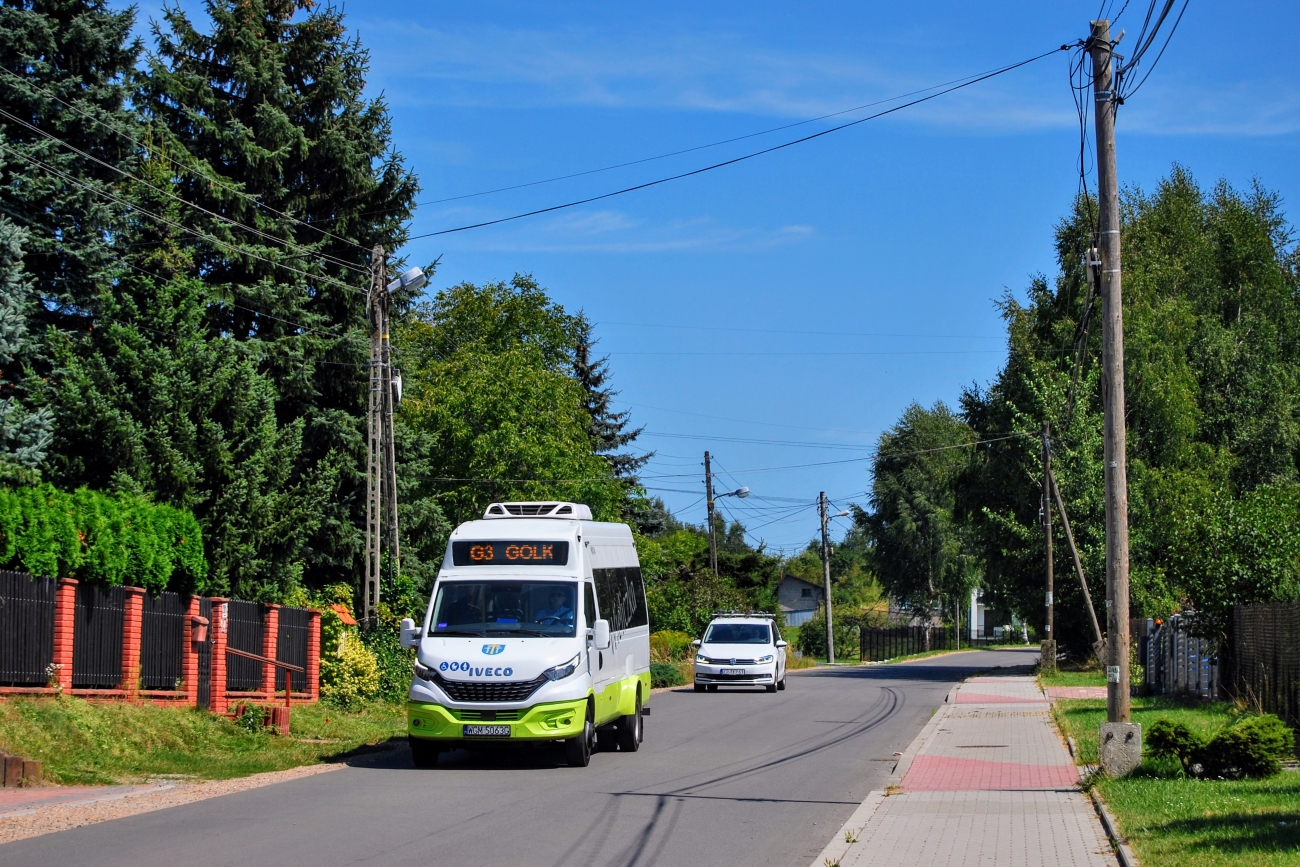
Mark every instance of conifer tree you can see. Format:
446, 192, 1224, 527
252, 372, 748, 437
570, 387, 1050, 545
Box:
573, 314, 650, 480
0, 218, 50, 479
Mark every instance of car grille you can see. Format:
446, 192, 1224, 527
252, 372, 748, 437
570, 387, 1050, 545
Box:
701, 657, 758, 665
455, 709, 522, 721
434, 672, 547, 703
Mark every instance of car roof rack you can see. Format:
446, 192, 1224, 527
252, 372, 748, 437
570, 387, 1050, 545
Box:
711, 610, 775, 619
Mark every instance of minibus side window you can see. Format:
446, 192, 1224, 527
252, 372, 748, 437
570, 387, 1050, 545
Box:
584, 582, 597, 629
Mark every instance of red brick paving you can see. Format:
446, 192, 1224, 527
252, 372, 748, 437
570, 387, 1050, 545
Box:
902, 753, 1079, 791
954, 691, 1049, 705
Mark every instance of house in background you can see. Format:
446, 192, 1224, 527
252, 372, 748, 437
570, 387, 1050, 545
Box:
778, 574, 823, 626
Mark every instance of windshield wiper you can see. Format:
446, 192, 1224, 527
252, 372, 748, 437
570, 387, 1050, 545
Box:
488, 628, 553, 637
432, 629, 487, 637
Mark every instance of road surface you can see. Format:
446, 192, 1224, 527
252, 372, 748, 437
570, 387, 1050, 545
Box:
2, 647, 1038, 867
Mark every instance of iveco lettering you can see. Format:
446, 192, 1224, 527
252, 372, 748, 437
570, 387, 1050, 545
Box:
401, 501, 651, 767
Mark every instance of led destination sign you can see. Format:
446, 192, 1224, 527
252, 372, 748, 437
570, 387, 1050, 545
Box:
451, 540, 570, 567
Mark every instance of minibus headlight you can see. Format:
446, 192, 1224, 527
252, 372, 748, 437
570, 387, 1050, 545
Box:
414, 661, 437, 682
759, 655, 774, 663
543, 653, 581, 681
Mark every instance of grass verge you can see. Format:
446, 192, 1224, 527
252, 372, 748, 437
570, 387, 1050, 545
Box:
1054, 695, 1300, 866
0, 696, 406, 786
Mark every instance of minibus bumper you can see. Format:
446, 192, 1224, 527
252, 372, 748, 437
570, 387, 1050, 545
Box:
407, 698, 587, 742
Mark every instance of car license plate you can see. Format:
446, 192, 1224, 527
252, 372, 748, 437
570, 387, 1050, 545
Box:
463, 724, 511, 737
721, 668, 746, 675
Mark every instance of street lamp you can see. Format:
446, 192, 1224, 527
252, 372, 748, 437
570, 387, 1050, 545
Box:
706, 485, 749, 574
387, 265, 427, 293
819, 497, 851, 664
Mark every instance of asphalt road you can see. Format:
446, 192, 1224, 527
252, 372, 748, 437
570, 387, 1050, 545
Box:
2, 647, 1038, 867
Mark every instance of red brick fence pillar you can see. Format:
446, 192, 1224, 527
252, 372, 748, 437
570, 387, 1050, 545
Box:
262, 604, 280, 697
121, 586, 145, 699
51, 578, 76, 692
306, 609, 321, 700
209, 598, 229, 714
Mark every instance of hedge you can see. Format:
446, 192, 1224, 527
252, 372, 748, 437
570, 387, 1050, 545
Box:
0, 484, 207, 592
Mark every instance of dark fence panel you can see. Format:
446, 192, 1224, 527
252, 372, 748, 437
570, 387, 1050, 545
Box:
73, 584, 125, 689
1230, 603, 1300, 727
141, 592, 188, 690
0, 571, 56, 686
196, 597, 212, 709
860, 625, 983, 661
226, 600, 265, 691
1144, 615, 1216, 699
276, 607, 311, 692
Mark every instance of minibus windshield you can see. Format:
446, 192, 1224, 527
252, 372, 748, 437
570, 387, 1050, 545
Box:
704, 622, 771, 644
429, 580, 578, 637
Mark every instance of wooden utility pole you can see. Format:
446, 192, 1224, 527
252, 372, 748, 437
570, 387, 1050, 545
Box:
1042, 423, 1056, 673
363, 245, 401, 626
704, 451, 717, 575
819, 492, 835, 664
1091, 18, 1131, 725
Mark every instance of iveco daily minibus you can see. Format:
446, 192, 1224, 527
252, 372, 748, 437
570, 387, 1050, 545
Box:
400, 502, 651, 767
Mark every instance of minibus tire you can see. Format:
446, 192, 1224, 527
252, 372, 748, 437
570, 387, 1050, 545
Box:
566, 707, 595, 767
616, 690, 642, 752
409, 737, 441, 769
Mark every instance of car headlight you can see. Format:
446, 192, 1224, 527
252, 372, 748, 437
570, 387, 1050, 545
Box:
695, 654, 710, 664
759, 655, 774, 663
542, 653, 582, 681
414, 661, 437, 682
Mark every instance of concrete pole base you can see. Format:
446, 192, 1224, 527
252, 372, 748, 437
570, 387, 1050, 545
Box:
1039, 640, 1057, 674
1099, 721, 1142, 777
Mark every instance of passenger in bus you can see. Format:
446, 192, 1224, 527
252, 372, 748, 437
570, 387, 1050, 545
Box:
534, 588, 574, 624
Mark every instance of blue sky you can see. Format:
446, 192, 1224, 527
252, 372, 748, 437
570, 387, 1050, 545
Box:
126, 1, 1300, 553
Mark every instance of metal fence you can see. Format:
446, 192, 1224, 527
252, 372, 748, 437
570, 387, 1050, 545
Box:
0, 571, 56, 686
276, 606, 311, 692
860, 625, 992, 661
141, 592, 188, 691
196, 597, 212, 709
226, 600, 265, 691
1229, 603, 1300, 727
1143, 615, 1217, 699
72, 583, 126, 689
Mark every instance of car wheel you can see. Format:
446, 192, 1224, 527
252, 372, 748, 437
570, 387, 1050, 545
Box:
777, 677, 786, 691
706, 684, 718, 692
694, 682, 706, 693
765, 683, 777, 693
616, 690, 642, 752
409, 737, 441, 768
565, 706, 595, 767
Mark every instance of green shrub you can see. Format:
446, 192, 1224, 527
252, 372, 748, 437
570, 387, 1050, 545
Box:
650, 662, 686, 688
650, 630, 694, 662
795, 608, 859, 660
1146, 713, 1295, 779
321, 627, 381, 708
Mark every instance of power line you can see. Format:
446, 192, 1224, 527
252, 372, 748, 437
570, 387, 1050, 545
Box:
0, 65, 370, 253
601, 320, 1003, 340
406, 46, 1069, 240
404, 59, 1067, 211
613, 349, 1007, 357
0, 106, 369, 276
641, 431, 875, 451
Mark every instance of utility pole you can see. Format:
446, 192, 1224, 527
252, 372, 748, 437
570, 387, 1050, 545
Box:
363, 244, 405, 626
704, 451, 717, 575
1042, 422, 1056, 673
1090, 17, 1140, 776
819, 492, 834, 664
1048, 468, 1106, 662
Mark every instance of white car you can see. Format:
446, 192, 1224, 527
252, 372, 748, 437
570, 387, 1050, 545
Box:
692, 614, 787, 693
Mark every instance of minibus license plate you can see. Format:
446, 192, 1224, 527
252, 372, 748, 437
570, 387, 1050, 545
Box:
721, 668, 745, 675
463, 724, 511, 737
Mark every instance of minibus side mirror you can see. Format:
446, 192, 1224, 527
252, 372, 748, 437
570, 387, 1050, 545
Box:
400, 618, 421, 649
691, 639, 701, 647
776, 640, 788, 648
592, 619, 611, 650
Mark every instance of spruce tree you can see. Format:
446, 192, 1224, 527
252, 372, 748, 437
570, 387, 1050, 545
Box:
0, 217, 50, 480
573, 313, 650, 480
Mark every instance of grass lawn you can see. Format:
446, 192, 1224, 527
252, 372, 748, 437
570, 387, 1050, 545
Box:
1041, 668, 1107, 689
0, 696, 406, 786
1054, 695, 1300, 866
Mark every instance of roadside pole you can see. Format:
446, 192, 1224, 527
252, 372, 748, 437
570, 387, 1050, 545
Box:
819, 492, 835, 664
1090, 17, 1140, 776
1041, 422, 1056, 673
705, 451, 717, 575
363, 244, 386, 625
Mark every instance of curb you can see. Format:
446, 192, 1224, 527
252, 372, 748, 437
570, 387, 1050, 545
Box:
806, 681, 961, 866
1090, 789, 1140, 867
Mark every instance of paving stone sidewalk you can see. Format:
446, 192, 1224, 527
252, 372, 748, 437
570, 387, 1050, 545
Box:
816, 672, 1116, 867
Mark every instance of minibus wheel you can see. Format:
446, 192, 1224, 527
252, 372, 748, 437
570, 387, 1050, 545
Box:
616, 689, 642, 752
409, 737, 441, 769
565, 704, 595, 767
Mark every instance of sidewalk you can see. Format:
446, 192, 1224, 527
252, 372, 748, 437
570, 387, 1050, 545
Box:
814, 670, 1116, 867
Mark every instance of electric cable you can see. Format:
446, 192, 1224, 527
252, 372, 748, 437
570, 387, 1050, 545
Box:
406, 45, 1069, 240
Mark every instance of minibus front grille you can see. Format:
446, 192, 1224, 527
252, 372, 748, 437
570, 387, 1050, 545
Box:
434, 672, 547, 703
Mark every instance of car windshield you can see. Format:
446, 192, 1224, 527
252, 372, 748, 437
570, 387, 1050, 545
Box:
704, 622, 771, 644
429, 581, 578, 637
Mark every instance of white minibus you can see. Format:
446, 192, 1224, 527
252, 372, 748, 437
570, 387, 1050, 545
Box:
401, 502, 650, 767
